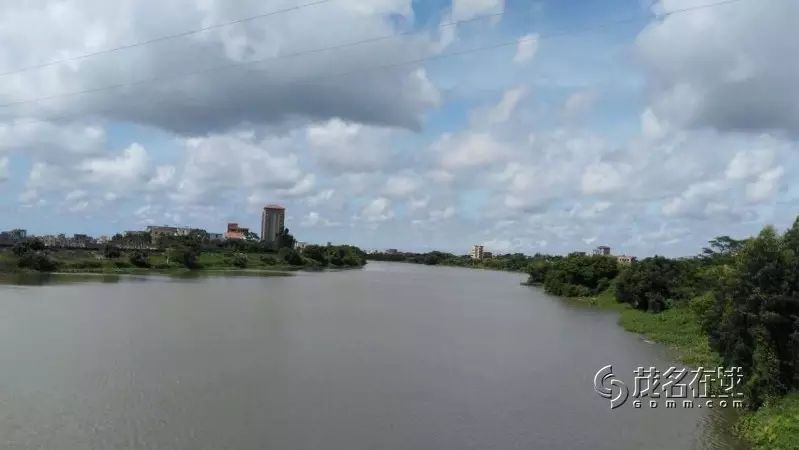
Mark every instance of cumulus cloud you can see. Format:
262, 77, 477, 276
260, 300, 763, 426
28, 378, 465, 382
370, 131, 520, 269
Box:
513, 34, 538, 65
360, 197, 394, 223
306, 119, 398, 173
0, 0, 443, 134
636, 0, 799, 135
435, 132, 509, 170
172, 133, 306, 205
451, 0, 504, 21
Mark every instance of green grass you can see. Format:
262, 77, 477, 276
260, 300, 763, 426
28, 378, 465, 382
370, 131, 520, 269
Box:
736, 393, 799, 450
581, 289, 720, 368
580, 289, 799, 449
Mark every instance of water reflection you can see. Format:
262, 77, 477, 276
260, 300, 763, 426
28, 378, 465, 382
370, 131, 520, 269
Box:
0, 269, 293, 286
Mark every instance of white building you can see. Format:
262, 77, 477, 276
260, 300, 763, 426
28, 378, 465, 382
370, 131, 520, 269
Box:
471, 245, 484, 260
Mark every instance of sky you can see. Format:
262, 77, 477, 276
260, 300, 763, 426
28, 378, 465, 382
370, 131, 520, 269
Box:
0, 0, 797, 256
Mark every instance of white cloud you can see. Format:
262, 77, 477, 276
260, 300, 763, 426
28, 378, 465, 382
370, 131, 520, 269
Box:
636, 0, 799, 134
300, 211, 341, 228
383, 175, 420, 198
725, 147, 776, 180
306, 119, 397, 173
360, 197, 393, 223
484, 86, 528, 124
451, 0, 504, 21
580, 162, 630, 195
0, 0, 442, 134
436, 132, 508, 170
513, 34, 539, 65
562, 89, 598, 121
746, 166, 784, 203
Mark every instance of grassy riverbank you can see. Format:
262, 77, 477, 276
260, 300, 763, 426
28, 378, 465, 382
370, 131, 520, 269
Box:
585, 289, 721, 368
580, 288, 798, 449
0, 242, 367, 276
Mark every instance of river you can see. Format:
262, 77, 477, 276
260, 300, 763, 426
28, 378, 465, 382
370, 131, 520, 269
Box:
0, 262, 746, 449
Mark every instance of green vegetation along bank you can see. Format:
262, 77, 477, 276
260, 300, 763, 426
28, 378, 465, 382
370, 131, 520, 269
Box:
1, 234, 367, 275
526, 222, 799, 450
368, 250, 554, 272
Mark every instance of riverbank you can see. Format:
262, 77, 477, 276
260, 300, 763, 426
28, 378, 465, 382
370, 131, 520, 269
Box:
0, 243, 367, 276
577, 288, 798, 450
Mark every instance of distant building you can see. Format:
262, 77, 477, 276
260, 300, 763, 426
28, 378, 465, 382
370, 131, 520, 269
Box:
97, 235, 110, 244
386, 249, 399, 254
71, 234, 93, 248
146, 225, 178, 244
483, 251, 493, 259
11, 229, 27, 240
294, 241, 308, 251
261, 205, 286, 244
593, 246, 611, 256
616, 255, 637, 265
471, 245, 485, 260
225, 223, 248, 240
0, 229, 28, 242
570, 251, 587, 257
208, 233, 224, 241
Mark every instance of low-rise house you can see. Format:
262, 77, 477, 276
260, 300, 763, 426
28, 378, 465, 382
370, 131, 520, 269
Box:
616, 255, 637, 265
225, 223, 248, 240
593, 246, 611, 256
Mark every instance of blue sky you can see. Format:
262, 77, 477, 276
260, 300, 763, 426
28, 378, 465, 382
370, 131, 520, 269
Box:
0, 0, 797, 256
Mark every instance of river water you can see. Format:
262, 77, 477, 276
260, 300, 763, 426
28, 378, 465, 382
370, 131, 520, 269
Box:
0, 262, 746, 449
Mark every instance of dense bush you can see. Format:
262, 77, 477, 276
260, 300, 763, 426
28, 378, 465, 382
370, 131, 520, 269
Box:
12, 238, 45, 257
231, 253, 248, 268
541, 255, 619, 297
301, 245, 366, 267
279, 248, 304, 266
17, 252, 58, 272
698, 221, 799, 408
103, 245, 121, 258
261, 255, 279, 266
129, 251, 151, 268
170, 245, 201, 269
615, 257, 686, 312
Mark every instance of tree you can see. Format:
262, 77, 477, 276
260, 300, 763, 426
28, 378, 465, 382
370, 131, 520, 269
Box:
615, 256, 685, 312
28, 238, 45, 251
302, 245, 329, 265
104, 244, 121, 258
168, 245, 201, 269
245, 231, 260, 241
542, 255, 619, 297
231, 252, 249, 268
279, 247, 303, 266
17, 252, 58, 272
129, 251, 151, 268
277, 228, 296, 249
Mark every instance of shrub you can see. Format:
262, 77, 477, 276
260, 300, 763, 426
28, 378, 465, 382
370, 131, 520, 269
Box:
17, 252, 59, 272
231, 253, 248, 268
261, 255, 278, 266
129, 251, 151, 268
615, 256, 686, 312
103, 245, 122, 258
279, 248, 304, 266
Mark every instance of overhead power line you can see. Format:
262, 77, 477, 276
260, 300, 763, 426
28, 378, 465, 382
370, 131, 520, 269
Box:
0, 10, 506, 109
0, 0, 750, 115
0, 0, 335, 77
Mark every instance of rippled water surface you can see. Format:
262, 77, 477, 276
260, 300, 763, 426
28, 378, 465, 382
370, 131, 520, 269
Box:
0, 262, 747, 449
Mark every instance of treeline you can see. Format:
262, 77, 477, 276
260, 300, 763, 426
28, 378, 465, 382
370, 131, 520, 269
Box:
368, 251, 554, 272
2, 231, 366, 272
527, 222, 799, 410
